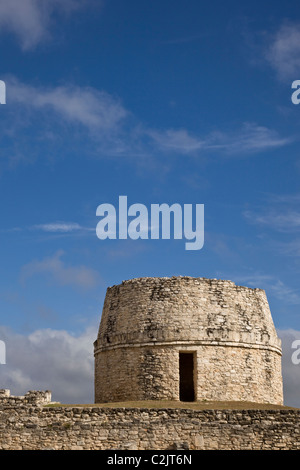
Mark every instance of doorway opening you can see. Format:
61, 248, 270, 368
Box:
179, 352, 195, 402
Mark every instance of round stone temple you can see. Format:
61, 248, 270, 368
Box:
94, 276, 283, 405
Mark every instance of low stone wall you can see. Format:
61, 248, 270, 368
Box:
0, 394, 299, 450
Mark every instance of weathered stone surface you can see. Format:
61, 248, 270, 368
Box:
0, 399, 299, 450
0, 390, 52, 406
94, 276, 283, 405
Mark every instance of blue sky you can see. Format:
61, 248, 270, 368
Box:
0, 0, 300, 406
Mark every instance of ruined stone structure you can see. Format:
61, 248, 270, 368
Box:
94, 276, 283, 405
0, 389, 52, 406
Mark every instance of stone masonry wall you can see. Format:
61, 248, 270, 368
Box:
95, 277, 281, 350
95, 345, 282, 404
0, 399, 299, 450
0, 389, 52, 406
94, 277, 283, 404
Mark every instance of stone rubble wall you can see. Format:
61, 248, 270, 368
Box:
0, 398, 299, 450
0, 389, 52, 406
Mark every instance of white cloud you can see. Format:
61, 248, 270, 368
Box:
265, 22, 300, 81
9, 79, 127, 134
244, 209, 300, 232
0, 0, 94, 50
268, 280, 300, 305
3, 78, 292, 165
20, 250, 100, 290
148, 128, 205, 153
32, 222, 93, 233
242, 194, 300, 266
0, 221, 94, 235
148, 122, 291, 155
0, 324, 96, 403
207, 123, 292, 153
244, 191, 300, 234
263, 193, 300, 204
233, 274, 300, 305
277, 239, 300, 257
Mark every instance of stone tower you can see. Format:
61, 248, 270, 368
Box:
94, 276, 283, 405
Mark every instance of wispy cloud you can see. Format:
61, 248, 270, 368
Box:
20, 250, 100, 290
9, 78, 128, 134
270, 280, 300, 305
243, 193, 300, 265
0, 0, 96, 50
147, 122, 291, 155
147, 128, 205, 153
263, 193, 300, 204
233, 273, 300, 305
244, 192, 300, 233
0, 221, 94, 236
276, 239, 300, 257
264, 22, 300, 81
244, 209, 300, 232
32, 222, 94, 233
2, 77, 293, 168
206, 123, 292, 153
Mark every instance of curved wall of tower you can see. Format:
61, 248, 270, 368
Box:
94, 276, 283, 405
